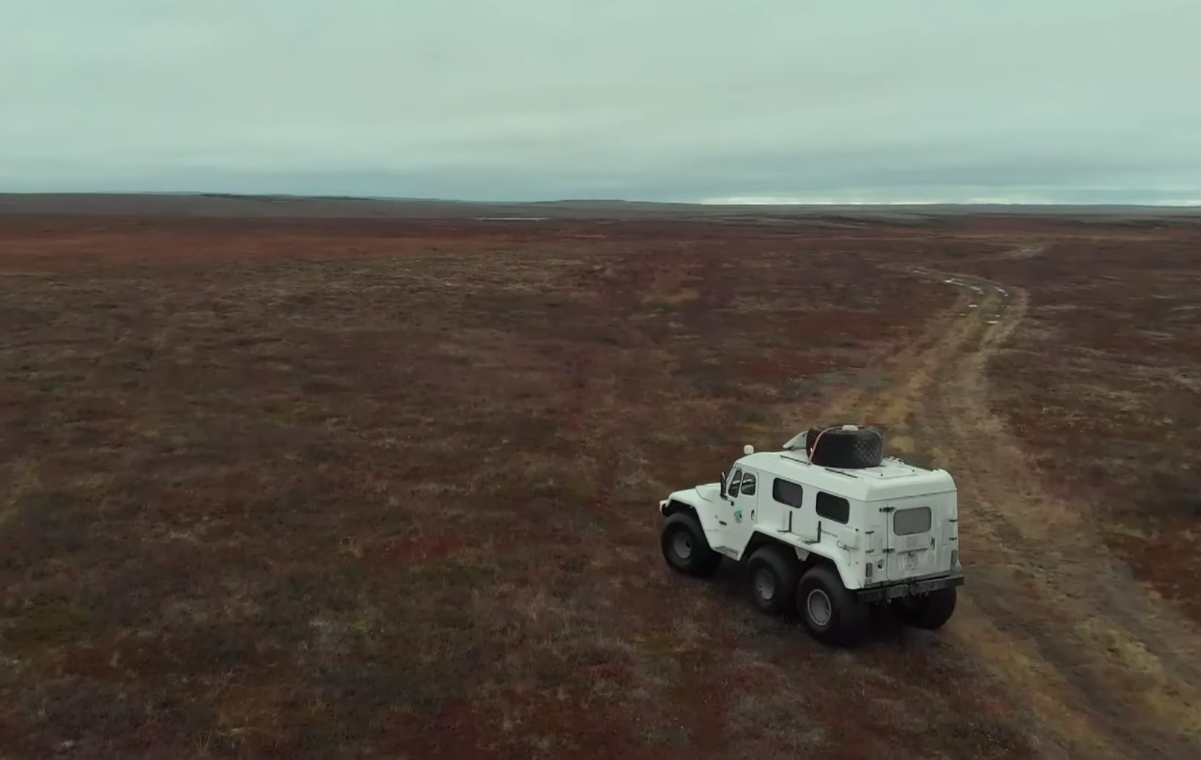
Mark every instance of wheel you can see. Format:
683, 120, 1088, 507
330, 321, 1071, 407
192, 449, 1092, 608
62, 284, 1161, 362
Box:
660, 512, 721, 578
746, 544, 801, 616
891, 587, 957, 630
796, 564, 870, 645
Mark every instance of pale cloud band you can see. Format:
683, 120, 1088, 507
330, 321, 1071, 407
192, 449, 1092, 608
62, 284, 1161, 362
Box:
1, 0, 1197, 204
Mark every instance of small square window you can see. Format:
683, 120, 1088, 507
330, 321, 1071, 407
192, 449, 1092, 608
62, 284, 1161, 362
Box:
894, 507, 932, 536
816, 492, 850, 524
772, 479, 804, 509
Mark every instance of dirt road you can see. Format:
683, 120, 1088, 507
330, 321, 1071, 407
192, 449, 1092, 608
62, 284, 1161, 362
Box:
821, 246, 1201, 760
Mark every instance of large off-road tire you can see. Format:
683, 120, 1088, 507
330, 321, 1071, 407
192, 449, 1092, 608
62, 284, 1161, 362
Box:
660, 512, 722, 578
746, 544, 802, 616
796, 564, 870, 645
891, 587, 957, 630
806, 426, 884, 469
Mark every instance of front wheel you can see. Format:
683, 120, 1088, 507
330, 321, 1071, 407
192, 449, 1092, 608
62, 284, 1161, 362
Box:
892, 587, 957, 630
660, 512, 721, 578
796, 564, 869, 646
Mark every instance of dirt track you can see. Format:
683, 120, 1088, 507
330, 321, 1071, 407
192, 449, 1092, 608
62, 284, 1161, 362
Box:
824, 245, 1201, 759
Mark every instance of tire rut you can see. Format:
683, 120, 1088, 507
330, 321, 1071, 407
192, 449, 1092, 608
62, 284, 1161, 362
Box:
816, 248, 1201, 760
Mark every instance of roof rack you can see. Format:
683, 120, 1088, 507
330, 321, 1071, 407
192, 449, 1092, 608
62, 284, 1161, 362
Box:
823, 468, 859, 479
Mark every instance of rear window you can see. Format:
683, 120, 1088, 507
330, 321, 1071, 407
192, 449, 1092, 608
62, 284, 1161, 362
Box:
772, 479, 803, 508
894, 507, 932, 535
816, 492, 850, 524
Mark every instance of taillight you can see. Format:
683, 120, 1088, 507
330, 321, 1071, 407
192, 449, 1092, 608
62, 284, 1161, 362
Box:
951, 549, 960, 572
864, 562, 873, 580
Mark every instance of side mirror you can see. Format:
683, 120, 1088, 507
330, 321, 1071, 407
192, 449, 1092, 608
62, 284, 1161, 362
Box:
743, 444, 754, 455
719, 471, 728, 499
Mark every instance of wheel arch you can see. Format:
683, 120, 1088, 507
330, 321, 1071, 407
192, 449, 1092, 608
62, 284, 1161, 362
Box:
662, 499, 725, 548
743, 532, 850, 579
662, 499, 698, 519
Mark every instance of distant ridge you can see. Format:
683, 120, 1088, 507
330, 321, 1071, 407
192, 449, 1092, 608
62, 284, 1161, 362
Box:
0, 192, 1196, 222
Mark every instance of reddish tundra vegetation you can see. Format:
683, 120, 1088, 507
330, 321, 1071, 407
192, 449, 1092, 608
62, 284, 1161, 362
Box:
0, 209, 1199, 759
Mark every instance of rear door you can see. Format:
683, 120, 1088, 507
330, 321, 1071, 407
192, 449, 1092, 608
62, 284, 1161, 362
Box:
883, 496, 947, 582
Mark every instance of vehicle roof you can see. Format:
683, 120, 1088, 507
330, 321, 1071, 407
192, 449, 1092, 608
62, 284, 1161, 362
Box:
735, 449, 955, 502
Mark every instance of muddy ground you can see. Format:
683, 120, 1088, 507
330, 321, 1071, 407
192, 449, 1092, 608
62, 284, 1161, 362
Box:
1, 213, 1199, 759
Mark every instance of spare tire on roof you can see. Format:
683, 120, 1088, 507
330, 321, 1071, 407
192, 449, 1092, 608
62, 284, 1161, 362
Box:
805, 425, 884, 469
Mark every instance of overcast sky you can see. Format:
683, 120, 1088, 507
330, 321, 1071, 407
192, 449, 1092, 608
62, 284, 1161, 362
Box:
2, 0, 1198, 204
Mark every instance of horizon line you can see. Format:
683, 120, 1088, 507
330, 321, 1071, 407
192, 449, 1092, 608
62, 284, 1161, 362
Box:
1, 190, 1199, 209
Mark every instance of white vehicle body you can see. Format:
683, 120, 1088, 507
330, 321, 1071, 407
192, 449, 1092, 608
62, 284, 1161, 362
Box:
657, 429, 964, 641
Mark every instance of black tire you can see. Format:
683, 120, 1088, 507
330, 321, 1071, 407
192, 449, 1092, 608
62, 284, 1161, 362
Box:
746, 544, 801, 616
891, 587, 957, 630
660, 512, 721, 578
796, 564, 870, 645
806, 426, 884, 469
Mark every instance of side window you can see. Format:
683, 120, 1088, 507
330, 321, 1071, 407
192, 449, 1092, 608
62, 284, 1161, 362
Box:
729, 468, 743, 497
815, 492, 850, 524
772, 478, 804, 508
740, 473, 757, 496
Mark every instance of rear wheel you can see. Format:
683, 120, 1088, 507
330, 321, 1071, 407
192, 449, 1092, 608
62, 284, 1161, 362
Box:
660, 512, 721, 578
746, 544, 801, 615
892, 587, 957, 630
796, 564, 869, 645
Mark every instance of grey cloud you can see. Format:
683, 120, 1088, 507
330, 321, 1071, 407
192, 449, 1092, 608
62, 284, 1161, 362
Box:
1, 0, 1198, 203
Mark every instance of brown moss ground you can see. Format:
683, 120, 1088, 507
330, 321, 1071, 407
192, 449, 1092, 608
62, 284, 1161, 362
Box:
1, 215, 1197, 759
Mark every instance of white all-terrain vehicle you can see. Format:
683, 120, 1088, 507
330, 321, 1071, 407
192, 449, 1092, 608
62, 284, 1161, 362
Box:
658, 425, 963, 645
